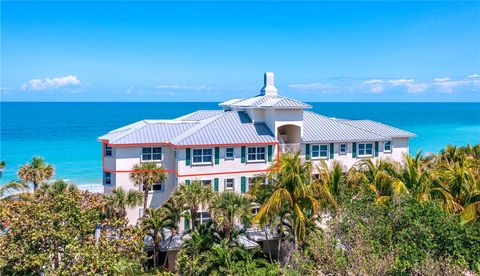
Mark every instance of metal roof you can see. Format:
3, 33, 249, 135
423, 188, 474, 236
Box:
302, 112, 388, 142
223, 95, 311, 109
338, 119, 416, 138
171, 111, 276, 146
218, 98, 245, 106
175, 110, 224, 121
99, 121, 198, 144
99, 108, 414, 146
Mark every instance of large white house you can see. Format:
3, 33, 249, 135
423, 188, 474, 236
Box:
98, 72, 415, 225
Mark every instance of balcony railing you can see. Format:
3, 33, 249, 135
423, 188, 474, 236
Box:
280, 143, 301, 154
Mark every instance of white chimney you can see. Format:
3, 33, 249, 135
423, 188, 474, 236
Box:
260, 72, 278, 97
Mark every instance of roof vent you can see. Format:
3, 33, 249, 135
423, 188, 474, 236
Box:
260, 72, 278, 97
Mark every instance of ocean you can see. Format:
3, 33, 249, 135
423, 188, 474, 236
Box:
1, 102, 479, 190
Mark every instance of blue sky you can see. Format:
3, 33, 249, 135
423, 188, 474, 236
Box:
1, 1, 479, 102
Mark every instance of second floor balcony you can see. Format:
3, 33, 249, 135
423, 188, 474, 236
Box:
280, 143, 301, 154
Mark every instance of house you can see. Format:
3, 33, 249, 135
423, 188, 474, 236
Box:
98, 72, 415, 225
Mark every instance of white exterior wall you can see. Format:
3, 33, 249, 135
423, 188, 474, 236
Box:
305, 138, 409, 171
176, 146, 274, 177
103, 145, 178, 224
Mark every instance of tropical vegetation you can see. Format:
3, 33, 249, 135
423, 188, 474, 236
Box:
0, 144, 479, 275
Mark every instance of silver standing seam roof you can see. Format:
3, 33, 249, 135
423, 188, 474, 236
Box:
220, 95, 311, 109
99, 111, 277, 145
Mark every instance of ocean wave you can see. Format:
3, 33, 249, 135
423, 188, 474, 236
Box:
76, 183, 104, 193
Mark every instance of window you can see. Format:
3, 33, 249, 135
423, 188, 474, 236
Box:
142, 182, 163, 191
225, 147, 234, 160
225, 178, 235, 190
247, 147, 266, 161
142, 147, 162, 161
196, 212, 211, 224
358, 143, 373, 157
201, 179, 212, 187
384, 141, 392, 153
339, 144, 347, 155
312, 144, 328, 159
152, 182, 163, 191
104, 172, 111, 185
104, 145, 112, 157
192, 148, 213, 164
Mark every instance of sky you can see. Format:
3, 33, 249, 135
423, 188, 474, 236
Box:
1, 1, 479, 102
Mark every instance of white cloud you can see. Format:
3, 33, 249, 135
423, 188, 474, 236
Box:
433, 77, 450, 82
154, 84, 212, 91
363, 79, 385, 84
468, 74, 480, 79
21, 75, 80, 91
363, 79, 386, 93
387, 79, 428, 93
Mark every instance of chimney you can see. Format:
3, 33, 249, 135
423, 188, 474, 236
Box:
260, 72, 278, 96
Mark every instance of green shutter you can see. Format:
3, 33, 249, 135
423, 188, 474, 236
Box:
186, 148, 191, 166
375, 142, 379, 157
214, 178, 219, 191
185, 179, 190, 185
305, 144, 310, 160
241, 177, 246, 193
184, 218, 190, 231
329, 143, 334, 159
268, 145, 273, 162
241, 146, 246, 163
215, 147, 220, 164
352, 143, 357, 158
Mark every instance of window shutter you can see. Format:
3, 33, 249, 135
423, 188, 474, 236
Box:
184, 218, 190, 231
215, 147, 220, 164
305, 144, 310, 160
214, 178, 219, 191
352, 143, 357, 158
268, 145, 273, 162
241, 177, 246, 193
185, 179, 190, 185
241, 146, 246, 163
185, 148, 191, 166
329, 143, 334, 159
375, 142, 379, 157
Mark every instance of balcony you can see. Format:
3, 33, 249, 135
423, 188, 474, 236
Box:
280, 143, 301, 154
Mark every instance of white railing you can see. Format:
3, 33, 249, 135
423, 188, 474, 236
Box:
280, 143, 301, 154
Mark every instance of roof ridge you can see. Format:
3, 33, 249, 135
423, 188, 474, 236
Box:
308, 111, 388, 139
170, 112, 230, 144
109, 121, 151, 143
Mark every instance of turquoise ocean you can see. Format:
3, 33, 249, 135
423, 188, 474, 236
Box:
1, 102, 479, 191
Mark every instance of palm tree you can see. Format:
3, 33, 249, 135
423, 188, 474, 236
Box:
0, 180, 29, 199
439, 159, 480, 223
254, 152, 335, 247
129, 162, 167, 212
316, 160, 345, 198
17, 156, 55, 191
209, 192, 252, 242
160, 194, 184, 268
141, 208, 164, 268
352, 158, 408, 205
175, 180, 214, 231
106, 187, 143, 219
